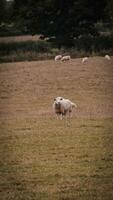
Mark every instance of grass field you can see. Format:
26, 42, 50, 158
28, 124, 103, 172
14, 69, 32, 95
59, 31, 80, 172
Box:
0, 57, 113, 200
0, 35, 41, 43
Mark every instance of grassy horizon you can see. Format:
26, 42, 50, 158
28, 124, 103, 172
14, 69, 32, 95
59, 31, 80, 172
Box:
0, 35, 113, 63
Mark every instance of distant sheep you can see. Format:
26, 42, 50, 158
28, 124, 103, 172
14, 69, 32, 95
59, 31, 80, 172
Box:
61, 55, 71, 62
55, 55, 62, 61
39, 35, 45, 40
105, 55, 111, 60
53, 96, 77, 120
82, 57, 88, 63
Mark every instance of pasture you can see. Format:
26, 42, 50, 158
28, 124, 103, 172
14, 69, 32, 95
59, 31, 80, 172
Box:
0, 57, 113, 200
0, 35, 41, 43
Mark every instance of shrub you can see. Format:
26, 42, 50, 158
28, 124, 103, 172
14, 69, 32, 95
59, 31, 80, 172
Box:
0, 40, 52, 56
0, 35, 113, 63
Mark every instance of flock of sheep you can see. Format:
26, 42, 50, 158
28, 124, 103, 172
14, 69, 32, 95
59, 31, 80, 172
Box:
53, 54, 111, 120
55, 54, 111, 63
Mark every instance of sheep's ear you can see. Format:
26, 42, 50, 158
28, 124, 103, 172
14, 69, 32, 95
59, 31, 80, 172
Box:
54, 98, 56, 101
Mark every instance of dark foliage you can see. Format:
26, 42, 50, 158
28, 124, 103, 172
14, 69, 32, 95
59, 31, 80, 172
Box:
0, 0, 113, 48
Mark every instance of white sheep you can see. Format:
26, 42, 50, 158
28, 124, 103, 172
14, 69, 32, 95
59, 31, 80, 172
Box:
105, 54, 111, 60
53, 96, 77, 120
55, 55, 62, 61
82, 57, 88, 63
61, 55, 71, 62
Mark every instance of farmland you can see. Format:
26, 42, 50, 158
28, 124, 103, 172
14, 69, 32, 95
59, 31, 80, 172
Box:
0, 57, 113, 200
0, 35, 41, 43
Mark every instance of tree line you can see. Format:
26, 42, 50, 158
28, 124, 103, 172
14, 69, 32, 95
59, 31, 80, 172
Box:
0, 0, 113, 47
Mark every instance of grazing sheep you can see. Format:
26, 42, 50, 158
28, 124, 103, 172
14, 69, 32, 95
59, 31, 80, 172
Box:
39, 35, 45, 40
55, 55, 62, 61
61, 55, 71, 62
82, 57, 88, 63
105, 54, 111, 60
53, 96, 77, 120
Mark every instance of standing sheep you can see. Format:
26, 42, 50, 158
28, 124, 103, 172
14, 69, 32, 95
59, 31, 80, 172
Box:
55, 55, 62, 61
105, 55, 111, 60
61, 55, 71, 62
82, 57, 88, 63
53, 96, 77, 120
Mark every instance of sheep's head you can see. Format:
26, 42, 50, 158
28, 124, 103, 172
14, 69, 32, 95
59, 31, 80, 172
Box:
54, 97, 64, 105
53, 97, 64, 114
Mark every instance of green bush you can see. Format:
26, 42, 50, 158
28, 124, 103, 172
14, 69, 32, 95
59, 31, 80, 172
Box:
74, 35, 113, 52
0, 35, 113, 63
0, 40, 52, 56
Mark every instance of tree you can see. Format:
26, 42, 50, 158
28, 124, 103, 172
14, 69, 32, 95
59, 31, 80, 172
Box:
12, 0, 108, 47
0, 0, 6, 24
5, 0, 14, 23
105, 0, 113, 21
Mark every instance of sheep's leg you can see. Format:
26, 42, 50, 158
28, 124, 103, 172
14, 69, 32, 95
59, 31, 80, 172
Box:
68, 113, 71, 126
63, 114, 67, 126
66, 111, 72, 126
60, 114, 63, 120
55, 113, 60, 120
56, 114, 59, 120
63, 112, 70, 127
69, 110, 72, 118
65, 115, 69, 126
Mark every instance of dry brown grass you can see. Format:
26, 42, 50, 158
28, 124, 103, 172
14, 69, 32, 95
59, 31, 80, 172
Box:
0, 35, 41, 43
0, 56, 113, 119
0, 57, 113, 200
